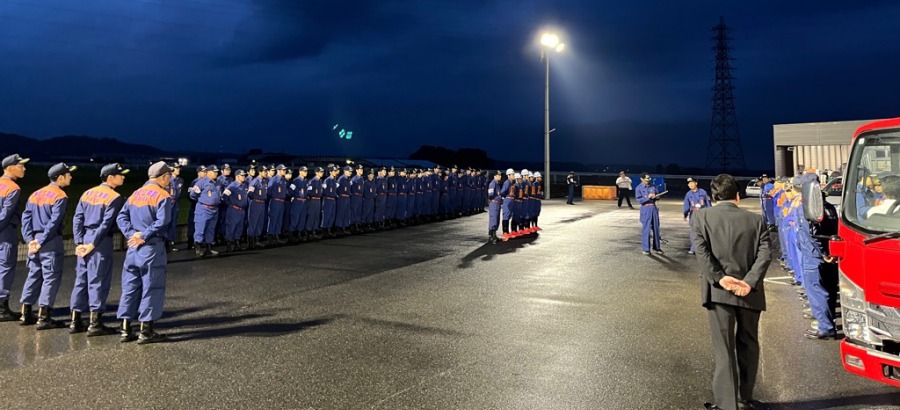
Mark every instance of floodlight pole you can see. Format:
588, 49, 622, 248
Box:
543, 50, 551, 199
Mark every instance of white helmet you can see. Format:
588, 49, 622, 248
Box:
534, 172, 542, 178
514, 173, 522, 179
506, 168, 515, 175
521, 169, 529, 175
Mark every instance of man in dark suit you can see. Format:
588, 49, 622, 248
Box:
693, 174, 772, 410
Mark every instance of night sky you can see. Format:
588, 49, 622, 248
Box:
2, 0, 900, 169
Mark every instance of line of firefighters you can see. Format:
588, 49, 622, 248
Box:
177, 163, 544, 257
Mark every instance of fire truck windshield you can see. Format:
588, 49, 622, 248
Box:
844, 131, 900, 233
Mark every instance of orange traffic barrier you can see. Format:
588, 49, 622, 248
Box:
582, 185, 617, 200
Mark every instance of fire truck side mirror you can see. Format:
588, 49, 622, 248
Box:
829, 235, 845, 260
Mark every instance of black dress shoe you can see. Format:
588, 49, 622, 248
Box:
704, 403, 723, 410
739, 399, 758, 410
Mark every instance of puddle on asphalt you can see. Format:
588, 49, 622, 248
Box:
0, 326, 120, 371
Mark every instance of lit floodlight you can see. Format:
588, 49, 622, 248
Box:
540, 33, 559, 48
555, 43, 566, 53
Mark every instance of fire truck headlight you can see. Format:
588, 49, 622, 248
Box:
839, 272, 866, 312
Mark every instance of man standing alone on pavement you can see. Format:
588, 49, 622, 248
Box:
566, 171, 577, 205
693, 174, 771, 410
615, 171, 634, 208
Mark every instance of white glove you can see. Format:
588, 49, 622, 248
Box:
307, 186, 313, 191
192, 186, 201, 194
322, 183, 327, 189
248, 186, 256, 193
223, 189, 232, 196
336, 183, 340, 188
290, 184, 296, 190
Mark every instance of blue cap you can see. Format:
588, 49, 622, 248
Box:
2, 154, 29, 168
100, 163, 130, 178
342, 165, 353, 172
206, 165, 219, 172
276, 164, 287, 171
234, 169, 247, 177
48, 163, 77, 179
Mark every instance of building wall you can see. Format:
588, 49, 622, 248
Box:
772, 119, 882, 176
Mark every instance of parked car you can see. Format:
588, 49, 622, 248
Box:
823, 176, 843, 211
745, 179, 761, 197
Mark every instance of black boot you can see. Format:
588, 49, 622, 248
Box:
257, 235, 269, 247
205, 243, 219, 257
195, 243, 206, 258
186, 238, 194, 251
502, 220, 510, 235
277, 234, 288, 245
0, 298, 20, 322
137, 321, 167, 345
120, 319, 137, 343
86, 312, 118, 337
35, 306, 67, 330
19, 304, 37, 325
69, 311, 86, 334
299, 231, 308, 242
167, 241, 179, 252
240, 237, 249, 251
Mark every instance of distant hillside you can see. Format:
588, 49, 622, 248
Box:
1, 132, 164, 159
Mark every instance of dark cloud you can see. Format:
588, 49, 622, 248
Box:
1, 0, 900, 170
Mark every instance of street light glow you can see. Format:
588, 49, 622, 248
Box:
540, 33, 559, 48
555, 43, 566, 53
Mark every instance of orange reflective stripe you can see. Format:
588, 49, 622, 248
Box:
80, 185, 120, 206
28, 185, 66, 206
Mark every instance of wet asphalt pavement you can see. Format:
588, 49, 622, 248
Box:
1, 198, 898, 410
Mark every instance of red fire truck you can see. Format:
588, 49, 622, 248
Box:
829, 118, 900, 386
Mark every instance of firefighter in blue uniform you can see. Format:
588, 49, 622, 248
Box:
19, 162, 76, 329
282, 168, 293, 239
306, 167, 324, 239
362, 168, 377, 231
186, 165, 206, 250
520, 170, 532, 233
432, 166, 442, 218
373, 167, 387, 229
395, 168, 408, 226
636, 172, 663, 255
350, 164, 365, 232
0, 154, 27, 322
266, 164, 289, 244
190, 165, 221, 257
216, 164, 232, 243
487, 170, 503, 243
242, 164, 256, 247
246, 165, 268, 249
771, 178, 790, 271
386, 167, 398, 228
683, 177, 711, 255
448, 165, 458, 217
440, 171, 450, 218
795, 174, 839, 339
533, 172, 544, 230
759, 174, 775, 227
321, 165, 339, 236
70, 163, 128, 336
289, 166, 309, 242
500, 169, 514, 239
783, 178, 804, 286
419, 169, 434, 221
406, 170, 418, 224
335, 165, 352, 235
222, 169, 248, 252
166, 163, 183, 252
116, 161, 172, 344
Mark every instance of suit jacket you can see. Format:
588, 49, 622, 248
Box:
693, 202, 772, 311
